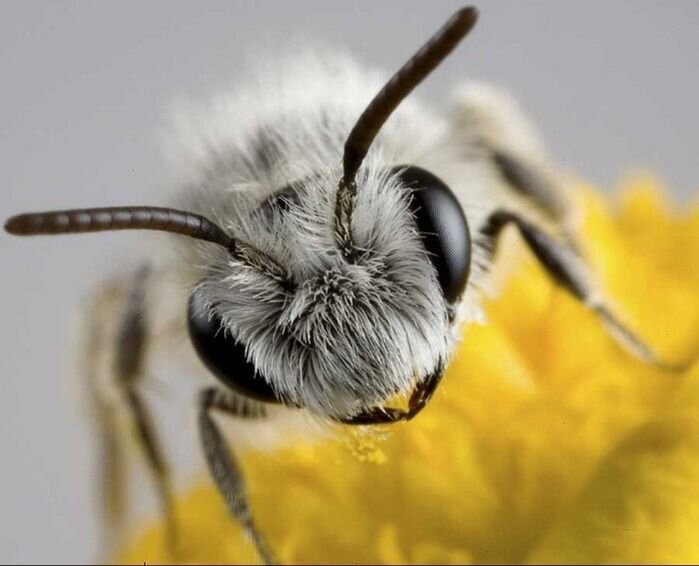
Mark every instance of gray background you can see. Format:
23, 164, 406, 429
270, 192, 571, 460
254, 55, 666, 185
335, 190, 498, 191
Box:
1, 1, 698, 563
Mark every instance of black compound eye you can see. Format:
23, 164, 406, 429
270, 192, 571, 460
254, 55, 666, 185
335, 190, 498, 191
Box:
187, 289, 281, 404
392, 165, 471, 304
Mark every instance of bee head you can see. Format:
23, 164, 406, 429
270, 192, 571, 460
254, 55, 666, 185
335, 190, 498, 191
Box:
187, 162, 469, 417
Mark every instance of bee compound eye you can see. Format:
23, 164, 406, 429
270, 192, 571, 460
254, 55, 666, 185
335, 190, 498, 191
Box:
187, 289, 282, 404
392, 165, 471, 304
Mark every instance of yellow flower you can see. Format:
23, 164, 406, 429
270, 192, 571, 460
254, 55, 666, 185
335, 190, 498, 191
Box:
118, 177, 699, 564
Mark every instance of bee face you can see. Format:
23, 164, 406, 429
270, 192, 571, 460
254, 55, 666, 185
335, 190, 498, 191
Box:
188, 166, 467, 417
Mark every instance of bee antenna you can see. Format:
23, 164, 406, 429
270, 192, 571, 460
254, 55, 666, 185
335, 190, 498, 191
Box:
4, 206, 233, 249
341, 6, 479, 187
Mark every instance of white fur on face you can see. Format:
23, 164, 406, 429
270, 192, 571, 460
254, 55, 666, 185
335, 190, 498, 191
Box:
193, 164, 450, 417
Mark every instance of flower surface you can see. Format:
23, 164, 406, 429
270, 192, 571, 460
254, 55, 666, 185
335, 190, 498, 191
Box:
118, 178, 699, 564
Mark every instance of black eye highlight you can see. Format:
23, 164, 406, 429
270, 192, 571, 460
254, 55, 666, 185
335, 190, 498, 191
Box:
392, 165, 471, 304
187, 289, 282, 404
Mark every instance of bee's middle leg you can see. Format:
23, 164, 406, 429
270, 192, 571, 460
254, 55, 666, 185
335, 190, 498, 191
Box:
479, 210, 682, 370
83, 266, 177, 553
114, 267, 178, 549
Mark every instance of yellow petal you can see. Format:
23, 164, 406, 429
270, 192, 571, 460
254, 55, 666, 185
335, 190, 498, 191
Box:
528, 365, 699, 565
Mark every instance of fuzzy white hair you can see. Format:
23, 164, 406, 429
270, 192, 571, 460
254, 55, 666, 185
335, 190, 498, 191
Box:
162, 49, 548, 418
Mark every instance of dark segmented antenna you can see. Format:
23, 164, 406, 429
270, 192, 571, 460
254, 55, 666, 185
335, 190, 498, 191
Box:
335, 7, 478, 260
5, 206, 233, 249
5, 205, 294, 285
341, 6, 479, 186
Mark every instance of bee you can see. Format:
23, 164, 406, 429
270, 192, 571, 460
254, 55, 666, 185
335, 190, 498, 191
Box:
4, 5, 682, 564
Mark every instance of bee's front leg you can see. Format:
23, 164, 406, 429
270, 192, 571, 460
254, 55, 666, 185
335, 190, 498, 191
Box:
197, 387, 275, 565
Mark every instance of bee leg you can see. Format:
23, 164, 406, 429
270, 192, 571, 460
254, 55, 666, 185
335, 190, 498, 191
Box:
198, 387, 276, 565
113, 267, 179, 553
83, 267, 177, 555
480, 209, 684, 370
121, 388, 177, 551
